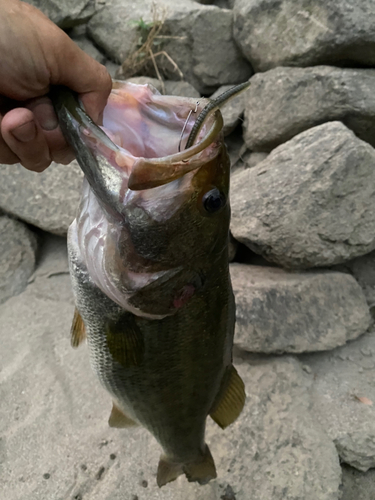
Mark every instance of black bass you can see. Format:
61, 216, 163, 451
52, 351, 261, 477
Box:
52, 81, 248, 487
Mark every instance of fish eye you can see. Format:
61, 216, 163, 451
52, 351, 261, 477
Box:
202, 188, 227, 214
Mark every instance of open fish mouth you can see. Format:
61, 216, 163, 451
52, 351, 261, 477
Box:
52, 81, 224, 195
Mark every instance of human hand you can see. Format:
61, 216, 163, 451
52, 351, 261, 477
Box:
0, 0, 112, 172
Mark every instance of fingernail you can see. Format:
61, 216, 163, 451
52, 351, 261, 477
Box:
33, 102, 58, 131
11, 120, 37, 142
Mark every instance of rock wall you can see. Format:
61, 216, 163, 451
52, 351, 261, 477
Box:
2, 1, 375, 499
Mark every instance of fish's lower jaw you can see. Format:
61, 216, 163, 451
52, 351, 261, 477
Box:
156, 445, 217, 488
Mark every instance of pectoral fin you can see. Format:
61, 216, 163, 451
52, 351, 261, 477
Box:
106, 315, 144, 367
210, 365, 245, 429
70, 308, 86, 348
108, 402, 138, 428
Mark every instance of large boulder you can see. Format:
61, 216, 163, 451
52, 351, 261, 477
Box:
233, 0, 375, 71
88, 0, 251, 94
0, 237, 341, 500
231, 264, 371, 353
304, 329, 375, 472
25, 0, 96, 28
231, 122, 375, 269
0, 161, 83, 236
0, 216, 37, 305
243, 66, 375, 152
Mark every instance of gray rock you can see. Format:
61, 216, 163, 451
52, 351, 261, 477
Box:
231, 149, 268, 173
164, 80, 200, 98
302, 329, 375, 472
25, 0, 96, 28
71, 34, 107, 64
0, 242, 341, 499
346, 251, 375, 312
341, 465, 375, 500
28, 234, 71, 303
0, 216, 37, 305
233, 0, 375, 71
105, 60, 121, 79
228, 233, 238, 261
210, 84, 247, 135
208, 356, 341, 500
0, 161, 83, 236
243, 66, 375, 152
88, 0, 251, 94
231, 122, 375, 269
225, 132, 245, 170
231, 264, 371, 353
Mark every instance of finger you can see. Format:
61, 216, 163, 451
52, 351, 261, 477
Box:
1, 107, 51, 172
27, 97, 74, 165
44, 30, 112, 123
0, 98, 20, 163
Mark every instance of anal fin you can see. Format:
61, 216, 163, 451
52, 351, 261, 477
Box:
157, 456, 184, 487
108, 402, 138, 428
70, 308, 86, 348
210, 365, 246, 429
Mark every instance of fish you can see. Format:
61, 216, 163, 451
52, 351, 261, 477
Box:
51, 80, 249, 487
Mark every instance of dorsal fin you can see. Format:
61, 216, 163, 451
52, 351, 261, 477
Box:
70, 308, 86, 348
210, 365, 246, 429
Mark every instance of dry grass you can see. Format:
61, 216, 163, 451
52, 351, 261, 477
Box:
117, 4, 185, 94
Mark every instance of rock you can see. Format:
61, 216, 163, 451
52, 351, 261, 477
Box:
71, 34, 107, 64
210, 84, 247, 135
341, 464, 375, 500
164, 80, 200, 98
225, 132, 245, 170
0, 216, 37, 305
233, 0, 375, 71
29, 234, 71, 303
88, 0, 252, 94
206, 356, 341, 500
228, 233, 238, 261
0, 240, 341, 499
25, 0, 96, 28
0, 161, 83, 236
105, 60, 121, 79
231, 149, 268, 173
346, 251, 375, 312
243, 66, 375, 152
231, 264, 371, 353
302, 328, 375, 472
231, 122, 375, 269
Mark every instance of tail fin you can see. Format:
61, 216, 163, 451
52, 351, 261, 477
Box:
157, 445, 217, 488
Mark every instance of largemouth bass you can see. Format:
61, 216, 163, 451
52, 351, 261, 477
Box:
52, 81, 248, 487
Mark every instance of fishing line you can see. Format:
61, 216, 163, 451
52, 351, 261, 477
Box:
178, 100, 200, 153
